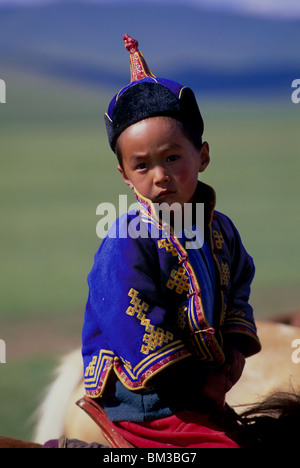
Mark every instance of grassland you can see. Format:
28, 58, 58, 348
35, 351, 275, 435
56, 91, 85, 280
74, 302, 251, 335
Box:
1, 69, 299, 440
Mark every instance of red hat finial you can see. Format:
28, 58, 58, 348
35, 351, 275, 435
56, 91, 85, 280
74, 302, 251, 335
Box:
123, 34, 139, 54
123, 34, 155, 82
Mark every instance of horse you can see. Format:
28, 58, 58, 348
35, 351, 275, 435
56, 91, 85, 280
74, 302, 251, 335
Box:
0, 436, 42, 449
1, 318, 299, 448
1, 389, 300, 448
32, 319, 300, 447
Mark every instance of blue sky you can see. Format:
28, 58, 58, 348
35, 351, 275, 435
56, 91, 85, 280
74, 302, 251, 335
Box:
0, 0, 299, 19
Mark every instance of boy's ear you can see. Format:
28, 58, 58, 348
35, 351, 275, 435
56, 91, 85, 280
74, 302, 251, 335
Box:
117, 164, 135, 190
198, 141, 210, 173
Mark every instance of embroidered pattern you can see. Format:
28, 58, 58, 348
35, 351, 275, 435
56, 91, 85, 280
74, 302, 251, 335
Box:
84, 349, 115, 397
224, 317, 258, 338
126, 288, 149, 316
221, 262, 230, 287
213, 230, 225, 250
85, 355, 98, 377
177, 305, 187, 330
114, 344, 191, 390
120, 356, 133, 369
166, 267, 190, 294
157, 238, 178, 256
227, 308, 246, 317
141, 328, 174, 355
126, 289, 174, 355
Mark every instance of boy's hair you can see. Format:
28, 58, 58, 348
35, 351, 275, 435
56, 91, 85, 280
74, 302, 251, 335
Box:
105, 35, 204, 155
115, 116, 203, 170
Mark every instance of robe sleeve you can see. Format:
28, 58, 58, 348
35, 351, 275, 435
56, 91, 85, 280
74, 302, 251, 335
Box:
217, 214, 261, 357
82, 213, 191, 397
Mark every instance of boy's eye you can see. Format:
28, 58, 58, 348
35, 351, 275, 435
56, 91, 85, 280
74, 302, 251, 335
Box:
136, 162, 148, 170
166, 155, 179, 162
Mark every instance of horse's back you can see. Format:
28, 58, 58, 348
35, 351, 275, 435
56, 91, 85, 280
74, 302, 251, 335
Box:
227, 321, 300, 410
34, 320, 300, 444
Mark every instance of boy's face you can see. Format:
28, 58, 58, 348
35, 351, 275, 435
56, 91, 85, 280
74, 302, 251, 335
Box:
117, 116, 210, 208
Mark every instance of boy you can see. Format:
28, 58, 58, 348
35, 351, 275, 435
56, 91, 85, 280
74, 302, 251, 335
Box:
81, 35, 261, 448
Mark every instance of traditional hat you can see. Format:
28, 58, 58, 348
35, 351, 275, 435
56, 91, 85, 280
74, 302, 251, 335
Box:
105, 34, 204, 152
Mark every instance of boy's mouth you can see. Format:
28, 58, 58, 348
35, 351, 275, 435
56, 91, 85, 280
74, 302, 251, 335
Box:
156, 189, 176, 200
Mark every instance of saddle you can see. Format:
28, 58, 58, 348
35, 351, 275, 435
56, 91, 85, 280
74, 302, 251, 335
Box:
76, 396, 243, 449
76, 395, 134, 448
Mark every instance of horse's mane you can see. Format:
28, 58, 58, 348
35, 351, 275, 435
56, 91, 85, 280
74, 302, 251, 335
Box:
241, 390, 300, 419
227, 390, 300, 448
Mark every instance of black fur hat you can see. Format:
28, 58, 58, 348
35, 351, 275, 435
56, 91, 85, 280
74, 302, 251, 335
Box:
105, 35, 204, 152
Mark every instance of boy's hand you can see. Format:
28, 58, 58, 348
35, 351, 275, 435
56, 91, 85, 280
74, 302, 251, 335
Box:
201, 347, 245, 409
224, 346, 245, 386
202, 370, 232, 410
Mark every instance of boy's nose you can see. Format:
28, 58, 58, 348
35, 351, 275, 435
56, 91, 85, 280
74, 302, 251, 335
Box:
153, 166, 170, 185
